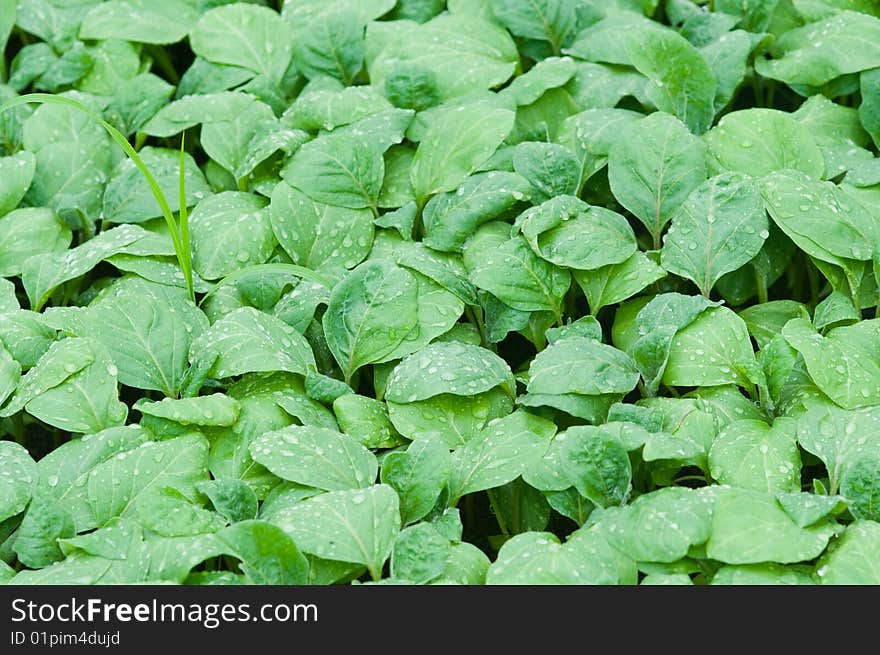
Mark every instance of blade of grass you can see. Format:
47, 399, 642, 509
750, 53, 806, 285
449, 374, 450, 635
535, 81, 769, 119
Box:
0, 93, 196, 302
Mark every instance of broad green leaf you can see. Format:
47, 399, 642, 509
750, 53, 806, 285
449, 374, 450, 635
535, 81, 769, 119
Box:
489, 0, 587, 53
558, 426, 632, 507
503, 57, 577, 106
816, 521, 880, 584
517, 195, 636, 271
12, 495, 76, 568
282, 132, 386, 211
134, 394, 239, 427
323, 260, 420, 383
271, 484, 400, 581
369, 14, 518, 100
197, 479, 258, 524
782, 317, 880, 409
661, 173, 768, 295
447, 410, 555, 502
190, 192, 275, 281
141, 91, 257, 138
626, 292, 719, 393
190, 307, 316, 379
841, 459, 880, 521
213, 520, 309, 585
422, 172, 532, 252
86, 434, 210, 529
573, 251, 666, 315
527, 336, 640, 397
468, 234, 570, 317
663, 306, 761, 389
513, 142, 580, 203
79, 0, 199, 44
270, 182, 373, 271
250, 425, 377, 491
0, 208, 71, 277
0, 150, 35, 215
333, 393, 403, 449
711, 563, 813, 585
21, 223, 152, 310
135, 487, 225, 537
410, 100, 515, 202
624, 28, 716, 134
386, 341, 515, 403
291, 8, 364, 85
75, 277, 208, 396
391, 523, 450, 584
860, 68, 880, 149
381, 433, 452, 525
603, 486, 715, 563
486, 528, 618, 585
709, 419, 801, 493
755, 11, 880, 86
0, 441, 37, 523
190, 4, 293, 83
707, 487, 836, 564
796, 398, 880, 494
608, 112, 708, 248
776, 491, 845, 528
706, 109, 824, 179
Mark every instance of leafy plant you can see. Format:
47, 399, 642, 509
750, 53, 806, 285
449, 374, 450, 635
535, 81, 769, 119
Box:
1, 0, 879, 587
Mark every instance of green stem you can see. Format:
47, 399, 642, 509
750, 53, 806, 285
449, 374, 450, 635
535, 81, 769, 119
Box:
755, 267, 768, 305
465, 304, 490, 349
148, 45, 180, 84
486, 490, 510, 539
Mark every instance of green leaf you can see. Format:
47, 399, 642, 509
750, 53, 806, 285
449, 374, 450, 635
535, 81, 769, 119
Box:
860, 68, 880, 149
0, 208, 71, 278
841, 459, 880, 521
79, 0, 199, 45
661, 173, 768, 296
573, 252, 665, 316
75, 277, 208, 396
369, 14, 518, 100
190, 307, 316, 379
707, 487, 836, 564
380, 433, 451, 525
706, 108, 825, 179
486, 528, 618, 584
468, 234, 570, 316
527, 336, 640, 397
270, 484, 400, 581
755, 11, 880, 86
323, 260, 420, 382
213, 520, 309, 585
608, 112, 708, 247
291, 8, 364, 85
447, 410, 555, 502
711, 563, 813, 585
190, 192, 275, 281
391, 522, 450, 583
489, 0, 586, 53
0, 441, 37, 523
250, 425, 377, 491
410, 100, 515, 202
86, 433, 210, 529
558, 426, 632, 507
190, 4, 293, 83
334, 393, 403, 449
386, 341, 515, 403
663, 306, 761, 389
0, 150, 35, 215
197, 479, 258, 524
603, 486, 715, 563
282, 132, 386, 212
513, 142, 580, 203
517, 195, 636, 271
624, 29, 716, 134
12, 495, 76, 568
782, 317, 880, 409
816, 521, 880, 584
270, 182, 373, 271
134, 394, 239, 427
776, 491, 845, 528
135, 487, 225, 537
709, 419, 801, 493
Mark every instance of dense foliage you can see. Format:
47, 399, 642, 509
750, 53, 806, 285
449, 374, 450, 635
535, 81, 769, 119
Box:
1, 0, 880, 585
